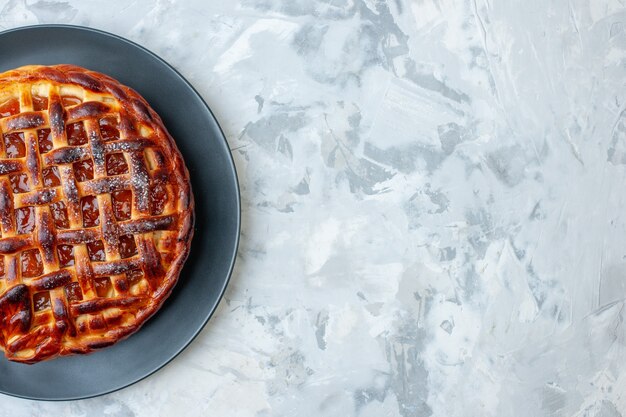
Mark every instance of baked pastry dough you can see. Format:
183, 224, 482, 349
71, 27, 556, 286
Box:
0, 65, 193, 363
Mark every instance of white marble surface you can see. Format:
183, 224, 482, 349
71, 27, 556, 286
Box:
2, 0, 626, 416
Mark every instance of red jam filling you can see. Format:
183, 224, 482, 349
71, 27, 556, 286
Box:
49, 201, 69, 229
99, 118, 120, 141
16, 207, 35, 234
65, 282, 83, 302
80, 196, 99, 227
33, 292, 50, 312
106, 153, 128, 175
37, 129, 52, 153
0, 99, 19, 117
73, 159, 94, 182
94, 277, 112, 297
21, 249, 43, 277
87, 240, 106, 262
118, 235, 137, 259
61, 96, 81, 107
42, 166, 61, 187
112, 190, 132, 221
57, 244, 74, 267
4, 132, 25, 158
32, 96, 48, 111
9, 173, 30, 193
67, 122, 87, 146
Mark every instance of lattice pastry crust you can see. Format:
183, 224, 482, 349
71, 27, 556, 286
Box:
0, 65, 194, 363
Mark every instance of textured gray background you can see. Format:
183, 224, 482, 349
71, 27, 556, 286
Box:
1, 1, 626, 416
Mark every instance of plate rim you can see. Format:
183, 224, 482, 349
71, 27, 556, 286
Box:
0, 23, 241, 402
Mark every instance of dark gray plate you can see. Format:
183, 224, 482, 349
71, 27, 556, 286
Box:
0, 25, 240, 400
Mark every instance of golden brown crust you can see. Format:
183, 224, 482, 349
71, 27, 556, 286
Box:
0, 65, 194, 364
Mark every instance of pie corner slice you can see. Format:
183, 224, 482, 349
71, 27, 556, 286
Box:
0, 64, 194, 364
